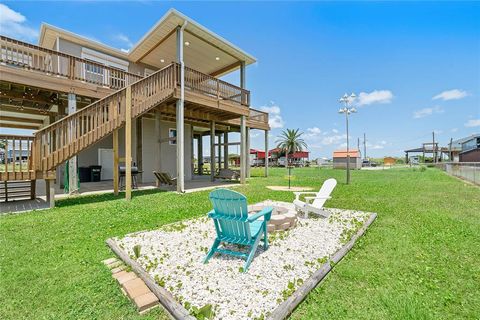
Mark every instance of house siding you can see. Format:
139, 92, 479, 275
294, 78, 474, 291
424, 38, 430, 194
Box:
459, 149, 480, 162
141, 118, 193, 183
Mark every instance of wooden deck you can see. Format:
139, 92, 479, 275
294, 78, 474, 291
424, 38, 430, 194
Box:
1, 35, 268, 204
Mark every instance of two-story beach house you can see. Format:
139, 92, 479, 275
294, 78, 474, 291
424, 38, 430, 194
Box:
0, 9, 270, 207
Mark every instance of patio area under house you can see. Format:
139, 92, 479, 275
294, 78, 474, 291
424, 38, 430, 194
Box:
0, 9, 270, 210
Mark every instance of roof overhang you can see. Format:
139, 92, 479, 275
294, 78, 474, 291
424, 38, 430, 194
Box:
39, 9, 256, 77
128, 9, 256, 76
39, 24, 129, 60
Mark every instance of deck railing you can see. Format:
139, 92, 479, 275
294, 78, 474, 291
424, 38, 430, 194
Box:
0, 134, 35, 181
176, 63, 250, 106
248, 108, 269, 125
0, 35, 143, 90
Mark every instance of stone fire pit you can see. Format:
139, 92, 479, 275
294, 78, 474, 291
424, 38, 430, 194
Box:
248, 200, 298, 233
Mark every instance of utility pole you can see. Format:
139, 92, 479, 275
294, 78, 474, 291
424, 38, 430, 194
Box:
432, 131, 436, 164
449, 137, 453, 162
357, 137, 360, 154
363, 133, 367, 160
338, 93, 357, 185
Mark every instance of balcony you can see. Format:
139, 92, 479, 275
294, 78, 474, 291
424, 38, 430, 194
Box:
1, 36, 267, 130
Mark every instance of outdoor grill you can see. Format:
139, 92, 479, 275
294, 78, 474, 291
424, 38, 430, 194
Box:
119, 166, 140, 189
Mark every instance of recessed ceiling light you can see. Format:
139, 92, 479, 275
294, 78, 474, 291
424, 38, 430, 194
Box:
160, 59, 165, 63
215, 57, 220, 61
184, 41, 190, 46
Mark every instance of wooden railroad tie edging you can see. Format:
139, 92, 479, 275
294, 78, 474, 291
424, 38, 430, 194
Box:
106, 238, 195, 320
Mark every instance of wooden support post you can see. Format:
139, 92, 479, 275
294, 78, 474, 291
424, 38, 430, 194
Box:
176, 99, 185, 193
136, 118, 143, 182
217, 134, 222, 170
125, 86, 132, 201
265, 130, 269, 177
240, 61, 246, 90
30, 180, 36, 200
223, 132, 229, 169
176, 24, 185, 193
246, 127, 251, 178
198, 135, 203, 175
45, 179, 55, 208
67, 92, 78, 194
113, 129, 119, 195
210, 121, 216, 182
154, 109, 161, 186
240, 115, 246, 184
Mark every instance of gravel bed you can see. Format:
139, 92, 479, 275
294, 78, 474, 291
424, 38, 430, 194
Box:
114, 203, 373, 320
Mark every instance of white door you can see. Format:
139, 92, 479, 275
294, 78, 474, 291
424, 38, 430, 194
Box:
98, 148, 114, 180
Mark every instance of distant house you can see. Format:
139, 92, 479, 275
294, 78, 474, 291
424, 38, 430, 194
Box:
7, 149, 30, 162
250, 149, 266, 166
268, 148, 309, 167
384, 157, 396, 166
448, 135, 475, 162
333, 150, 362, 169
459, 134, 480, 162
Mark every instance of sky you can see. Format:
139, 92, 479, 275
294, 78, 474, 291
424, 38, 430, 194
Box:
0, 1, 479, 159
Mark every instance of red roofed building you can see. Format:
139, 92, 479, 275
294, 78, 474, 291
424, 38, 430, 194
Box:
333, 150, 362, 169
268, 148, 309, 166
250, 149, 267, 166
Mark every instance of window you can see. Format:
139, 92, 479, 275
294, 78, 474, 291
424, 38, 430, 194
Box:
169, 129, 177, 145
462, 137, 480, 151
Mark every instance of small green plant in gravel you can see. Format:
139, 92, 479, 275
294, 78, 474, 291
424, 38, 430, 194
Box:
133, 244, 141, 259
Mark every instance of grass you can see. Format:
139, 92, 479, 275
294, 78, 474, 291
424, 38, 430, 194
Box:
0, 167, 479, 319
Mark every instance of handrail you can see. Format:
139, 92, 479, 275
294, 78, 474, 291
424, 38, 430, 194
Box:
0, 35, 143, 90
33, 64, 177, 172
0, 134, 35, 181
31, 62, 258, 172
248, 108, 269, 123
175, 63, 250, 106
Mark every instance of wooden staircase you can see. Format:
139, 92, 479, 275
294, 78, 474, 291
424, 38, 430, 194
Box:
0, 180, 35, 202
0, 63, 256, 191
32, 63, 178, 175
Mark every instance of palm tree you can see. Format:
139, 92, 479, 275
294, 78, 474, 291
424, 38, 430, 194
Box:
275, 128, 308, 167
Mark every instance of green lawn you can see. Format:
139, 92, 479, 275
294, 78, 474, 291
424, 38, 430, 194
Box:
1, 167, 479, 319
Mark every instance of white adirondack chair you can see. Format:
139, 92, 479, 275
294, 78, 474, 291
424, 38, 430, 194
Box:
293, 178, 337, 218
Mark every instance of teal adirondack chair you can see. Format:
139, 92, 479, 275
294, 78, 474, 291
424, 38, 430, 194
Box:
204, 189, 273, 272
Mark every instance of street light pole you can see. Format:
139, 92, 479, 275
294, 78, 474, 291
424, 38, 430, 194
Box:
339, 93, 357, 185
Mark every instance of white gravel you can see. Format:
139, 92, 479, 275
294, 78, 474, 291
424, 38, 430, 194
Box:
115, 203, 373, 320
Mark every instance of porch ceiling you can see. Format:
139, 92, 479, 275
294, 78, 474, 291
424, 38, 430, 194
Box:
0, 81, 94, 130
128, 9, 256, 76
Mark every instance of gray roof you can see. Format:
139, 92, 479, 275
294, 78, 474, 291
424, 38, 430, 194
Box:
451, 134, 479, 151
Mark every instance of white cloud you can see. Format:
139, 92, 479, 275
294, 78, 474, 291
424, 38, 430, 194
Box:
357, 90, 394, 106
413, 106, 444, 119
250, 131, 260, 138
303, 127, 347, 148
305, 127, 321, 137
366, 140, 387, 150
465, 119, 480, 127
433, 89, 468, 101
113, 33, 134, 52
260, 103, 284, 129
451, 128, 458, 133
0, 4, 38, 42
321, 133, 347, 146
